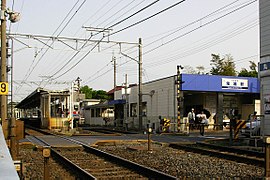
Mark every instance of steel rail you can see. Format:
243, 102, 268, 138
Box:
27, 134, 100, 179
61, 135, 178, 180
196, 141, 265, 158
50, 149, 96, 180
26, 126, 178, 179
169, 143, 264, 167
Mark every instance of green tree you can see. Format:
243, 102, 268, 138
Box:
184, 65, 207, 74
196, 65, 206, 74
210, 54, 237, 76
80, 85, 109, 101
238, 61, 258, 77
94, 90, 109, 100
80, 85, 93, 99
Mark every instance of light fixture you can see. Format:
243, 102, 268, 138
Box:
6, 8, 20, 23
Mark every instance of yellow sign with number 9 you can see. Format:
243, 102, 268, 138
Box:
0, 82, 8, 95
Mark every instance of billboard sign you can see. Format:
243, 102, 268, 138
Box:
221, 78, 248, 90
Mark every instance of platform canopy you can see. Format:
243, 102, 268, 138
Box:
16, 88, 69, 109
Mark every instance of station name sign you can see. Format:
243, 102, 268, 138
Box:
259, 62, 270, 77
221, 78, 248, 90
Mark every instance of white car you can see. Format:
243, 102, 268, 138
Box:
240, 119, 261, 137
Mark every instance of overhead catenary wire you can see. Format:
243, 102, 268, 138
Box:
93, 0, 126, 27
125, 0, 257, 68
15, 0, 86, 94
143, 0, 241, 49
120, 0, 256, 59
102, 0, 146, 28
143, 0, 258, 56
46, 0, 161, 79
49, 0, 187, 81
13, 0, 258, 100
116, 14, 258, 73
81, 0, 113, 29
143, 9, 258, 64
84, 1, 258, 83
53, 0, 114, 68
51, 36, 106, 80
108, 0, 187, 37
25, 0, 83, 73
111, 0, 253, 65
143, 19, 258, 69
83, 61, 113, 84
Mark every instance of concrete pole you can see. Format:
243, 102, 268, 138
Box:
1, 0, 7, 138
138, 38, 143, 131
265, 137, 270, 177
113, 56, 116, 92
124, 74, 128, 130
176, 66, 181, 132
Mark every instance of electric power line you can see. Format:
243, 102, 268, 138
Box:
85, 1, 258, 82
45, 0, 161, 79
15, 0, 86, 94
143, 0, 258, 56
108, 0, 187, 37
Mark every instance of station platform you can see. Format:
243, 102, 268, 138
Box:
0, 125, 19, 180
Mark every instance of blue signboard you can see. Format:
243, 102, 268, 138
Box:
181, 74, 259, 93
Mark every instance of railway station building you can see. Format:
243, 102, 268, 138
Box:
110, 74, 260, 132
15, 88, 83, 130
15, 74, 260, 133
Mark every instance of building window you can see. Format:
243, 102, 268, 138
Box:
142, 102, 147, 116
96, 108, 101, 117
130, 103, 137, 117
91, 109, 95, 117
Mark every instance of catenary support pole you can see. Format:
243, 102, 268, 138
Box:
113, 56, 116, 91
1, 0, 8, 139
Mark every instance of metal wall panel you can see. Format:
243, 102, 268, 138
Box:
260, 0, 270, 57
260, 0, 270, 135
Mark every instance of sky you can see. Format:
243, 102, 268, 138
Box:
6, 0, 259, 102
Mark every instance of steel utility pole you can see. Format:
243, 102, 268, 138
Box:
138, 38, 143, 131
1, 0, 7, 136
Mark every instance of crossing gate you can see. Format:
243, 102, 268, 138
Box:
234, 120, 246, 140
163, 118, 171, 132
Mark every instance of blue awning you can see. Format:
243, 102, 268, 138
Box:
108, 99, 126, 105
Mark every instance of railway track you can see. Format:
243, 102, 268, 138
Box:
25, 127, 177, 179
169, 141, 264, 167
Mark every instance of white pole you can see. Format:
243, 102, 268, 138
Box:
69, 82, 74, 130
71, 82, 74, 129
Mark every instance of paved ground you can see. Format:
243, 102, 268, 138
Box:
71, 129, 232, 146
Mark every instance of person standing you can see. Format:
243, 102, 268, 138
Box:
196, 111, 208, 136
188, 108, 195, 130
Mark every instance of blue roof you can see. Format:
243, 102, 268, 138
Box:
181, 74, 259, 93
108, 99, 126, 105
